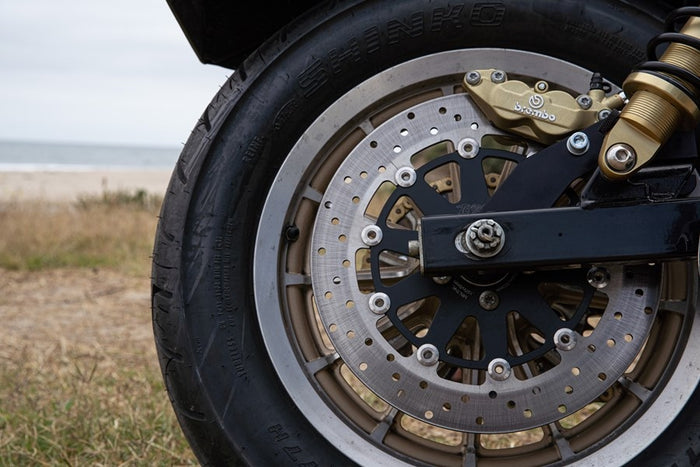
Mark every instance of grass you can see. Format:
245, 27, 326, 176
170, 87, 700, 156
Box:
0, 190, 161, 275
0, 190, 197, 465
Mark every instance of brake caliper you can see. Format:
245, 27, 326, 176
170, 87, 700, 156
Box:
463, 69, 625, 144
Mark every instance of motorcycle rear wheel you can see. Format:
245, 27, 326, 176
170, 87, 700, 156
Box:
152, 1, 700, 465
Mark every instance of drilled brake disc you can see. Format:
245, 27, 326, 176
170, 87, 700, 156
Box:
310, 94, 659, 432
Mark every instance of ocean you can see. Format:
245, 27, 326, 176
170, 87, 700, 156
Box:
0, 140, 181, 171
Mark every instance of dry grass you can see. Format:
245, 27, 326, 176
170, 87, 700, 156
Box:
0, 190, 161, 275
0, 192, 197, 465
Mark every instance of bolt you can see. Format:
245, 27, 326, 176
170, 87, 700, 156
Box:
361, 224, 383, 246
598, 108, 612, 121
465, 71, 482, 86
408, 240, 420, 257
605, 143, 637, 172
554, 328, 577, 351
491, 70, 506, 83
566, 132, 590, 156
587, 266, 610, 289
479, 290, 500, 311
433, 276, 452, 285
395, 166, 417, 188
488, 358, 511, 381
460, 219, 505, 258
535, 80, 549, 92
457, 138, 480, 159
368, 292, 391, 314
576, 94, 593, 109
284, 225, 300, 242
416, 343, 440, 366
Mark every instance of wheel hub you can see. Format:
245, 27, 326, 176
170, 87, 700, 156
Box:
310, 93, 659, 432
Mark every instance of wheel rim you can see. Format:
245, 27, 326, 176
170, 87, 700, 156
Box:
254, 49, 699, 466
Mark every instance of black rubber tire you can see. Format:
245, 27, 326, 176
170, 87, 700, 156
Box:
152, 1, 698, 465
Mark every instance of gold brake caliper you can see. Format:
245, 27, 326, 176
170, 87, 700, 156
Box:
463, 69, 625, 145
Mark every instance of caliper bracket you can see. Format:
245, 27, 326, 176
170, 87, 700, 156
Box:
419, 198, 700, 274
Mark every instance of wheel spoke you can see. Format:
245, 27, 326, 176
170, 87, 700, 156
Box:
370, 408, 397, 443
305, 352, 340, 375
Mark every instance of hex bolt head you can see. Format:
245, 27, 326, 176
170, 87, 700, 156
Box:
361, 224, 383, 246
490, 70, 507, 84
488, 358, 511, 381
554, 328, 578, 351
368, 292, 391, 314
416, 343, 440, 366
587, 266, 610, 289
605, 143, 637, 172
566, 132, 590, 156
465, 71, 482, 86
576, 94, 593, 109
395, 166, 417, 188
432, 276, 452, 285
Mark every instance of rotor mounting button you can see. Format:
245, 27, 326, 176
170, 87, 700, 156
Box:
605, 143, 637, 172
488, 358, 512, 381
490, 70, 507, 84
361, 224, 383, 246
368, 292, 391, 314
566, 132, 590, 156
416, 344, 440, 366
465, 71, 482, 86
460, 219, 505, 258
395, 166, 417, 187
457, 138, 480, 159
554, 328, 578, 351
479, 290, 500, 311
587, 266, 611, 289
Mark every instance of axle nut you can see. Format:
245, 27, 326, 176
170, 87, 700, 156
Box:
459, 219, 505, 258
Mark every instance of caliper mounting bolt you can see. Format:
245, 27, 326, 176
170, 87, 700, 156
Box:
465, 71, 482, 86
566, 132, 590, 156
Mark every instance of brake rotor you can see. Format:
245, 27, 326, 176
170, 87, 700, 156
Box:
310, 94, 659, 432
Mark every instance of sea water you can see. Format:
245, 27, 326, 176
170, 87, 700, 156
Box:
0, 140, 181, 171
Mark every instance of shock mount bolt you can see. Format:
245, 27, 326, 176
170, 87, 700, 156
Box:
605, 143, 637, 172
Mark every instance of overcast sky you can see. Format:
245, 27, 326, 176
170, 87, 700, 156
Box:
0, 0, 228, 148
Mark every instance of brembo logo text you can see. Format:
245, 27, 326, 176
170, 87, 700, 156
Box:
514, 94, 556, 122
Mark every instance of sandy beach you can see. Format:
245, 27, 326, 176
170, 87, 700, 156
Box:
0, 168, 173, 202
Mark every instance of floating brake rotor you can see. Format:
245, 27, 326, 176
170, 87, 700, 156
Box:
310, 93, 659, 432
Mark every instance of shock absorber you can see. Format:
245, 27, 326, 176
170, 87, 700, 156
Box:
599, 6, 700, 180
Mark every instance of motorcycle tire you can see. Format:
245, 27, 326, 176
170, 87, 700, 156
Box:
152, 1, 700, 465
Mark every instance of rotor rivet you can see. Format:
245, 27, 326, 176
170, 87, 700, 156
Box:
479, 290, 500, 311
605, 143, 637, 173
368, 292, 391, 314
395, 166, 417, 187
554, 328, 578, 351
587, 266, 610, 289
488, 358, 511, 381
459, 219, 505, 258
490, 70, 507, 84
416, 343, 440, 366
566, 132, 590, 156
576, 94, 593, 110
457, 138, 480, 159
465, 71, 482, 86
361, 224, 383, 246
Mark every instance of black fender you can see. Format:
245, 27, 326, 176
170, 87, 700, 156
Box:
168, 0, 694, 70
166, 0, 323, 69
